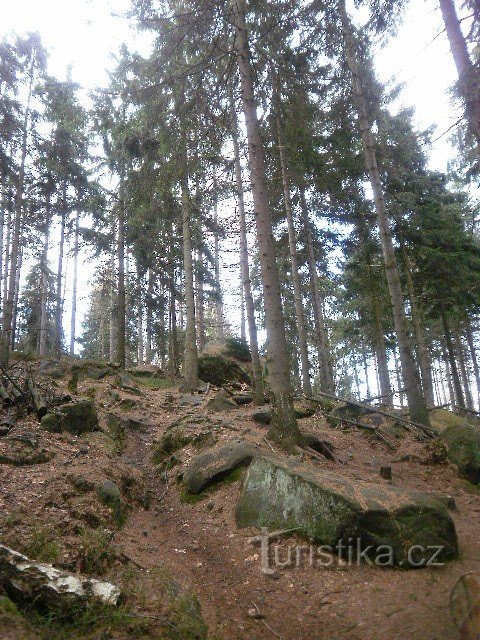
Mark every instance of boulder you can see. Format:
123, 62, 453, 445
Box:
127, 365, 165, 379
236, 457, 458, 567
439, 423, 480, 484
0, 544, 120, 612
198, 354, 250, 387
184, 440, 259, 494
41, 399, 98, 436
233, 394, 254, 405
206, 389, 238, 413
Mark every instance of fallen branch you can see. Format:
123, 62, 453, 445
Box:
308, 391, 437, 438
327, 413, 398, 449
27, 376, 48, 419
454, 404, 480, 417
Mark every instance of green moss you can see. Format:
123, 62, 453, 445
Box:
180, 491, 206, 504
134, 376, 172, 390
152, 429, 192, 465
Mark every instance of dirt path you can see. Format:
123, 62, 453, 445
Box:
112, 389, 480, 640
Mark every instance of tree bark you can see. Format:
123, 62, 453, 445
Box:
69, 211, 80, 357
275, 104, 312, 397
401, 241, 435, 405
230, 89, 265, 406
455, 328, 474, 409
439, 0, 480, 147
39, 196, 51, 357
109, 241, 116, 363
372, 294, 393, 406
137, 267, 144, 365
0, 61, 33, 366
196, 248, 206, 352
168, 262, 179, 381
181, 163, 199, 392
465, 318, 480, 408
145, 268, 153, 364
232, 0, 300, 446
54, 184, 67, 360
116, 161, 126, 370
440, 305, 465, 408
213, 186, 224, 340
299, 188, 334, 392
340, 0, 429, 426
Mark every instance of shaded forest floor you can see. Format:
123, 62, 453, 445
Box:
0, 357, 479, 639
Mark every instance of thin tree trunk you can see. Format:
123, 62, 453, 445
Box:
465, 318, 480, 408
54, 184, 67, 360
340, 0, 429, 426
455, 328, 474, 409
275, 104, 312, 397
230, 90, 265, 406
240, 283, 246, 342
39, 196, 51, 357
401, 241, 435, 405
181, 162, 199, 391
362, 344, 371, 399
232, 0, 301, 446
440, 305, 465, 408
0, 186, 5, 316
393, 345, 405, 408
109, 243, 116, 363
145, 268, 153, 364
169, 263, 178, 381
443, 344, 455, 406
11, 243, 23, 350
3, 203, 11, 319
1, 62, 33, 366
439, 0, 480, 147
373, 294, 393, 406
299, 187, 334, 392
69, 211, 80, 357
116, 159, 126, 369
196, 248, 206, 352
213, 186, 224, 340
137, 268, 144, 365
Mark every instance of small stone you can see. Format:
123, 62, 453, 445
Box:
247, 608, 264, 619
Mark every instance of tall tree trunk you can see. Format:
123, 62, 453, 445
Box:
401, 241, 435, 406
275, 105, 312, 397
3, 202, 11, 318
443, 344, 455, 406
0, 186, 5, 316
299, 188, 334, 392
340, 0, 429, 426
465, 318, 480, 408
455, 328, 474, 409
230, 90, 265, 406
181, 164, 199, 391
196, 249, 206, 351
232, 0, 300, 446
373, 294, 393, 406
39, 196, 51, 357
11, 243, 23, 351
1, 63, 33, 366
440, 305, 465, 408
69, 211, 80, 357
116, 162, 126, 369
439, 0, 480, 147
169, 262, 179, 381
54, 185, 67, 360
240, 283, 246, 342
393, 345, 405, 408
145, 269, 153, 364
137, 268, 144, 365
109, 244, 116, 363
213, 187, 224, 340
361, 344, 371, 399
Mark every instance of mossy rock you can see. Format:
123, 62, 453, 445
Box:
236, 456, 458, 567
184, 440, 259, 494
198, 354, 250, 387
440, 423, 480, 484
206, 389, 238, 413
430, 409, 469, 434
96, 480, 124, 526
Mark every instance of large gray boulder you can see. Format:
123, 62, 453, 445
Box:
439, 422, 480, 484
236, 457, 458, 567
0, 544, 120, 612
184, 440, 259, 494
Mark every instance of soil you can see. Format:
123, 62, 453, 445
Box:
1, 360, 479, 640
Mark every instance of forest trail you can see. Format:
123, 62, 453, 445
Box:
1, 358, 479, 639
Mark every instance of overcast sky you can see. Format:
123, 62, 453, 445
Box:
1, 0, 461, 357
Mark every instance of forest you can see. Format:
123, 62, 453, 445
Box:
0, 0, 479, 639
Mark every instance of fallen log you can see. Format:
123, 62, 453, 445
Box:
0, 544, 121, 611
454, 405, 480, 418
27, 376, 48, 419
0, 382, 13, 405
308, 391, 438, 438
326, 412, 398, 449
